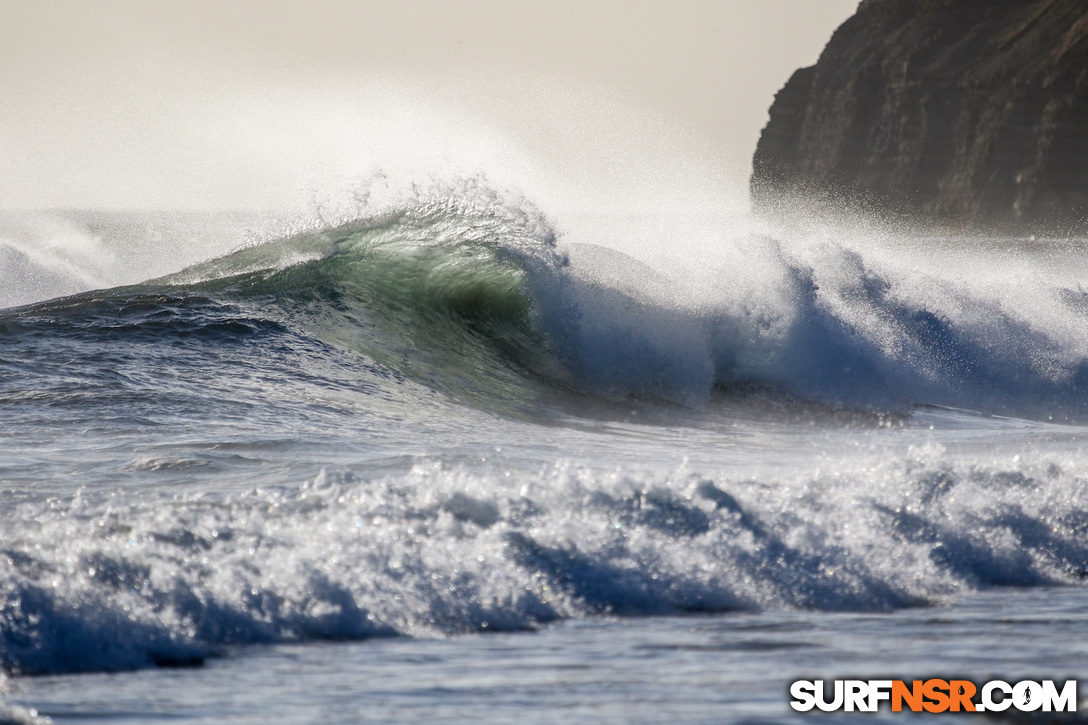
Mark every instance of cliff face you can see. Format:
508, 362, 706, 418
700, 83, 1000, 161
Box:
752, 0, 1088, 232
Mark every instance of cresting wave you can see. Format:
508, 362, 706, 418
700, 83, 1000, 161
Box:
31, 188, 1086, 420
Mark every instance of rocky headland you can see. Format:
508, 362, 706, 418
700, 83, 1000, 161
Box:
752, 0, 1088, 233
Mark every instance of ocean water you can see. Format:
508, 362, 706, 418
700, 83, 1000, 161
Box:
1, 186, 1087, 723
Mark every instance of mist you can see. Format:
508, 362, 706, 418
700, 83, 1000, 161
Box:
1, 1, 857, 214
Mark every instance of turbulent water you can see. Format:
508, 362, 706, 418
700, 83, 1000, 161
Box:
1, 187, 1087, 722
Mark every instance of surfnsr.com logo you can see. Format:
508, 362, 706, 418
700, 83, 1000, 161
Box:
790, 679, 1078, 713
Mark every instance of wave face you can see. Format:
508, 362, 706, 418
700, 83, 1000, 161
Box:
1, 190, 1088, 676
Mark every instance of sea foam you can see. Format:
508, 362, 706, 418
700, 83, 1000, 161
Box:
2, 442, 1086, 675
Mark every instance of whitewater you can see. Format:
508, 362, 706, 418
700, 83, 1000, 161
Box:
1, 179, 1087, 723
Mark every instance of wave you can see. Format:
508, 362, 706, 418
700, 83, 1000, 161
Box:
2, 450, 1087, 675
152, 190, 1088, 421
7, 188, 1088, 422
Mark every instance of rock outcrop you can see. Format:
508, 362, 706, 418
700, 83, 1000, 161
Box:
752, 0, 1088, 233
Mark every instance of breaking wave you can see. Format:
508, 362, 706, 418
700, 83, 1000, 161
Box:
10, 187, 1085, 419
2, 449, 1087, 675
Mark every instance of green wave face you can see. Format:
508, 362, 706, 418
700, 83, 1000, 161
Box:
159, 199, 574, 415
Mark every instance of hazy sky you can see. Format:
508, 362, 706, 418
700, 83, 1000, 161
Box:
0, 1, 858, 212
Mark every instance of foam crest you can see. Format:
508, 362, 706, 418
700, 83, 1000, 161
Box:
756, 236, 1088, 417
537, 220, 1088, 418
532, 242, 715, 406
2, 447, 1086, 676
